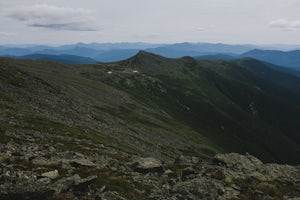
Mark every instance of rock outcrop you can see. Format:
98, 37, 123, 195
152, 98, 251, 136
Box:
0, 131, 299, 199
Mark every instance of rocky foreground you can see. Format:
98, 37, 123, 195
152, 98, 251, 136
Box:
0, 131, 299, 200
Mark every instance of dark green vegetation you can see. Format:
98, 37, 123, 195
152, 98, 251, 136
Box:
1, 51, 300, 164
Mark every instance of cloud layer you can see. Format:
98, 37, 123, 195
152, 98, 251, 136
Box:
269, 19, 300, 31
1, 0, 300, 44
6, 4, 99, 31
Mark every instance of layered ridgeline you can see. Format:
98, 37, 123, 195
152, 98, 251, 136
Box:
241, 49, 300, 70
1, 51, 300, 164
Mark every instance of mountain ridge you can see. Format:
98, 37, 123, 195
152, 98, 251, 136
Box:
1, 53, 300, 164
1, 43, 300, 73
240, 49, 300, 70
1, 52, 300, 199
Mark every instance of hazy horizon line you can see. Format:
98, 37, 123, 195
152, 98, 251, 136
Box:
2, 41, 300, 47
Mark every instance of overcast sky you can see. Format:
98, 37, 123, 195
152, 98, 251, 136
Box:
0, 0, 300, 45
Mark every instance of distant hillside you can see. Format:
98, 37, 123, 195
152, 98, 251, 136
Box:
241, 49, 300, 70
16, 54, 98, 64
0, 47, 32, 56
194, 49, 300, 76
194, 54, 236, 60
92, 49, 140, 62
236, 58, 300, 92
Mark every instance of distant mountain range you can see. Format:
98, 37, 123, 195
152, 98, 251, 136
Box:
0, 42, 300, 71
240, 49, 300, 70
0, 42, 253, 61
15, 54, 98, 64
145, 42, 253, 57
195, 49, 300, 71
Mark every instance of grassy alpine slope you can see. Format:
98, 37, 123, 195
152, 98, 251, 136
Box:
1, 51, 300, 164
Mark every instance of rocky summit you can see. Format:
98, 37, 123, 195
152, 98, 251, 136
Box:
0, 134, 299, 200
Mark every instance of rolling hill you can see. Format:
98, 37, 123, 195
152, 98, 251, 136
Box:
240, 49, 300, 70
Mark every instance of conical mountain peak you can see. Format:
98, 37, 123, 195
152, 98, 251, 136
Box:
134, 50, 164, 60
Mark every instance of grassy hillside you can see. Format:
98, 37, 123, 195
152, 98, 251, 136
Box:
1, 52, 300, 164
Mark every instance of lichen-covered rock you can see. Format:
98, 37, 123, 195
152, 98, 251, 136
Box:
131, 157, 163, 174
41, 169, 59, 179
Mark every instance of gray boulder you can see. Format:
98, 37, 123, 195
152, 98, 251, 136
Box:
40, 169, 59, 179
212, 153, 263, 172
132, 157, 163, 174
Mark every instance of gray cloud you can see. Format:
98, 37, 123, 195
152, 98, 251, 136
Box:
6, 4, 99, 31
1, 0, 300, 44
196, 25, 216, 32
196, 27, 206, 32
0, 32, 16, 37
269, 19, 300, 30
29, 23, 98, 31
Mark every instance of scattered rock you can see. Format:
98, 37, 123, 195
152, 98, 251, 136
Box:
41, 169, 59, 179
0, 167, 55, 200
132, 157, 163, 174
0, 133, 299, 200
164, 169, 174, 176
52, 174, 81, 193
212, 153, 262, 171
31, 157, 58, 166
69, 158, 96, 168
181, 167, 195, 177
73, 175, 97, 192
98, 191, 127, 200
99, 185, 106, 193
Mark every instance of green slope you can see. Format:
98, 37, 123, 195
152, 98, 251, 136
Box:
0, 52, 300, 164
118, 52, 300, 164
